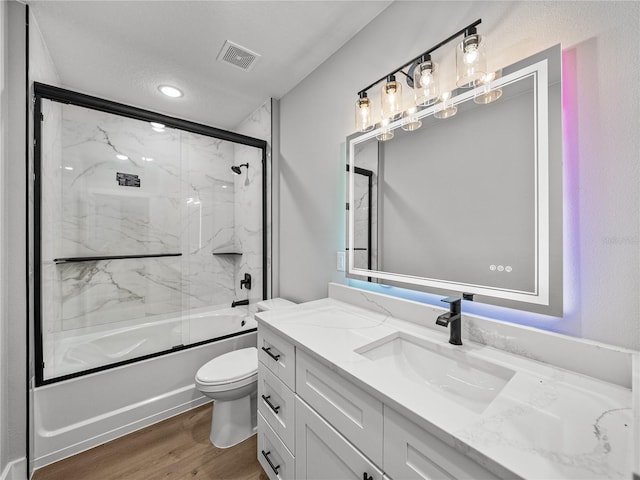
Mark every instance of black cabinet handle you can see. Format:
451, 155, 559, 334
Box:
261, 346, 280, 361
363, 474, 373, 480
261, 450, 280, 475
261, 394, 281, 414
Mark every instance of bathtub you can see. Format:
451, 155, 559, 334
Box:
49, 306, 256, 378
34, 306, 257, 469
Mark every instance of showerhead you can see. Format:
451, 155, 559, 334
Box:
231, 163, 249, 175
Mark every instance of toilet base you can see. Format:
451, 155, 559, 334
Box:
210, 393, 257, 448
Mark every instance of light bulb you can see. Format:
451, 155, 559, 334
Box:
463, 45, 479, 65
355, 94, 373, 132
456, 31, 486, 88
381, 75, 402, 120
420, 72, 433, 87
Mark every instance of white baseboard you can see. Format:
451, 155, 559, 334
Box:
0, 458, 27, 480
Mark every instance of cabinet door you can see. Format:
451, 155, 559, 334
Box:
296, 349, 383, 465
384, 408, 499, 480
295, 397, 383, 480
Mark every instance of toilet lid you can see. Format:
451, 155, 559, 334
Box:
196, 347, 257, 385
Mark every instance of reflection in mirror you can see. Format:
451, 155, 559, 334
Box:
346, 45, 562, 316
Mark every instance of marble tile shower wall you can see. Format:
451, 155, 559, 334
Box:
40, 101, 245, 339
234, 100, 271, 308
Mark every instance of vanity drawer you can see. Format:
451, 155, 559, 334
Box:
384, 407, 499, 480
258, 412, 295, 480
296, 349, 383, 466
258, 361, 295, 454
258, 326, 295, 390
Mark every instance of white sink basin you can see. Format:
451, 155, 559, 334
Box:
355, 332, 515, 414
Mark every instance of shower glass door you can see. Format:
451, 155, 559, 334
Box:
39, 99, 186, 381
34, 84, 267, 384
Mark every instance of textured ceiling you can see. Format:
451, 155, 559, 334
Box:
28, 0, 391, 130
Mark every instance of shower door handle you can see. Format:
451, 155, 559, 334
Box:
261, 346, 280, 361
261, 450, 281, 475
261, 394, 280, 414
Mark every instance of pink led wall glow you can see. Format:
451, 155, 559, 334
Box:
349, 49, 579, 333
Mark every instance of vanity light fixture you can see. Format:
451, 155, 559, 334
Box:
413, 54, 439, 107
355, 92, 374, 132
354, 19, 490, 134
158, 85, 183, 98
381, 75, 402, 120
456, 26, 487, 88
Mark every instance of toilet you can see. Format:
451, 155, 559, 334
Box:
195, 298, 295, 448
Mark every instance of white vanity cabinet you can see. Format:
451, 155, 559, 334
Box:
257, 324, 500, 480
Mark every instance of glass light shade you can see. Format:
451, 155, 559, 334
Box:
381, 76, 402, 120
376, 118, 394, 141
355, 95, 374, 132
474, 71, 503, 105
456, 33, 487, 88
401, 106, 422, 132
413, 60, 439, 107
434, 91, 457, 119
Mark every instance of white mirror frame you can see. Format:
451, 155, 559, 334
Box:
347, 59, 551, 306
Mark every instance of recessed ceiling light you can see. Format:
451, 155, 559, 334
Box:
142, 156, 154, 162
158, 85, 183, 98
150, 122, 165, 129
63, 166, 74, 171
116, 154, 129, 160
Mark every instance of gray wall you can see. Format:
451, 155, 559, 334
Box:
278, 1, 640, 349
2, 0, 28, 474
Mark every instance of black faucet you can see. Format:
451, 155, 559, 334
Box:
435, 296, 462, 345
240, 273, 252, 290
231, 299, 249, 308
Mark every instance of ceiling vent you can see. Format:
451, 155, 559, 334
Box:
217, 40, 261, 72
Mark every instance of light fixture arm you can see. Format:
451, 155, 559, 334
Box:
356, 18, 482, 96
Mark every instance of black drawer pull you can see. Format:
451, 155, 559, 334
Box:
363, 474, 373, 480
261, 450, 281, 475
261, 394, 281, 414
261, 346, 281, 361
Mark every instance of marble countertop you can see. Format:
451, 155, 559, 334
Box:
256, 298, 635, 480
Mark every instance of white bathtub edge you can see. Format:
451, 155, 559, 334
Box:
34, 331, 256, 470
33, 389, 210, 470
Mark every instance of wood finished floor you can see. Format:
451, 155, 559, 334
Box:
33, 403, 269, 480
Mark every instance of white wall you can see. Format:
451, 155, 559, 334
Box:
2, 1, 28, 477
278, 1, 640, 350
0, 0, 7, 474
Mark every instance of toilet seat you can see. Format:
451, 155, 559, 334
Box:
195, 347, 257, 388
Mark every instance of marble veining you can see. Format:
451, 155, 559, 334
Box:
256, 296, 635, 479
39, 97, 271, 378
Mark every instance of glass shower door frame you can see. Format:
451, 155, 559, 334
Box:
32, 82, 268, 386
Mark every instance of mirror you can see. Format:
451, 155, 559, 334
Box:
347, 45, 562, 316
